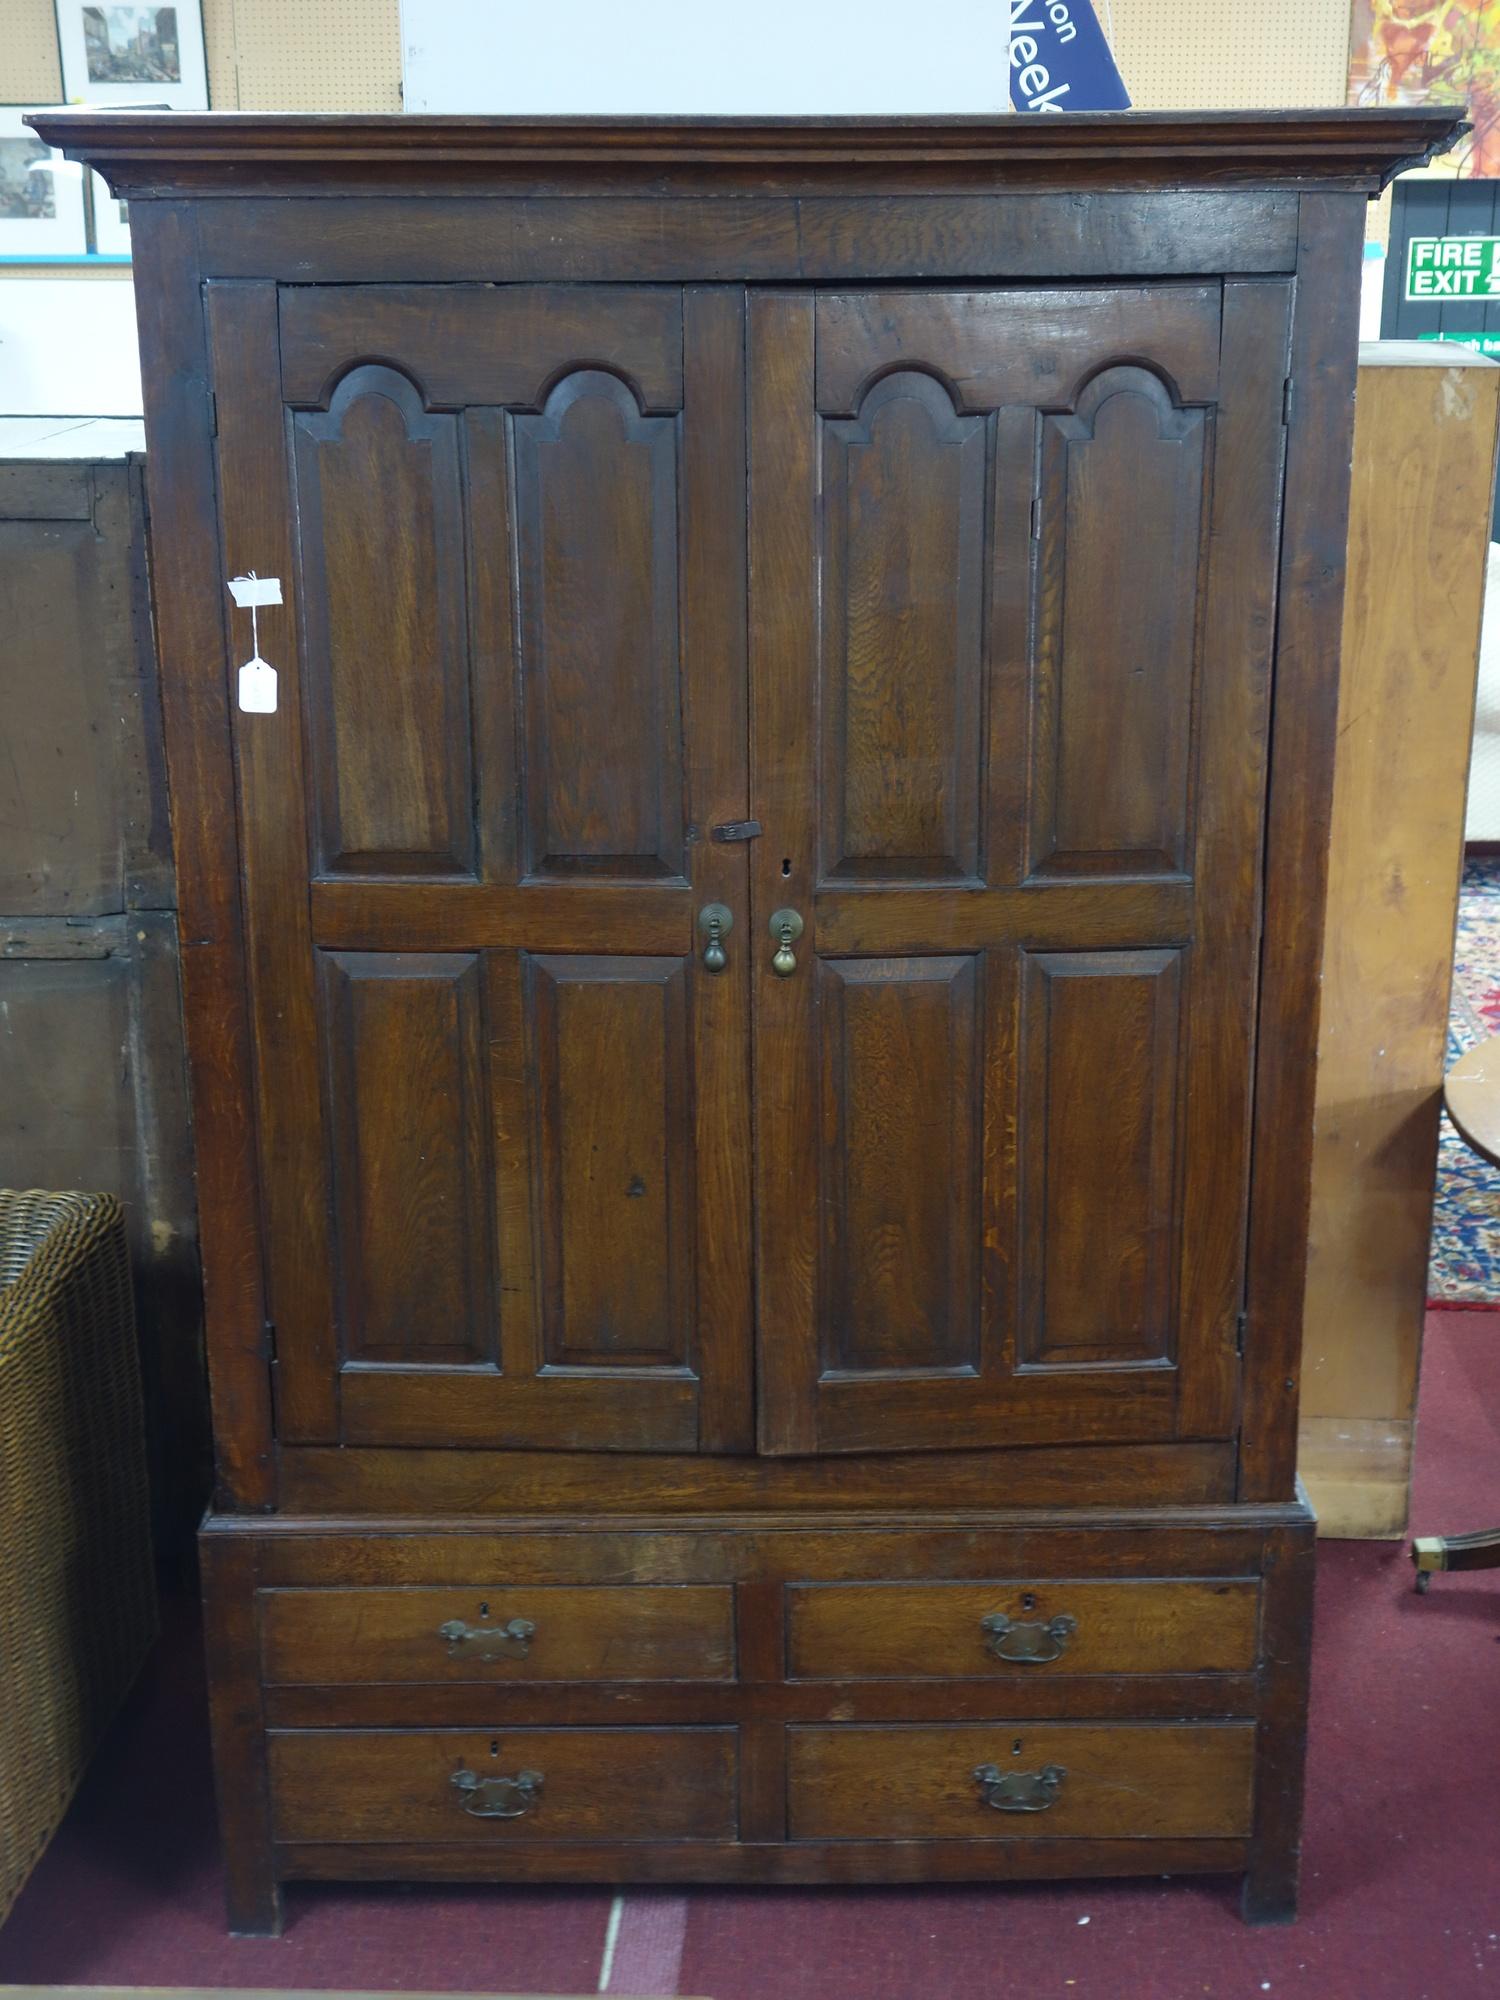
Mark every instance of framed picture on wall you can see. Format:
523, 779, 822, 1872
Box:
56, 4, 209, 110
89, 169, 130, 253
0, 112, 88, 255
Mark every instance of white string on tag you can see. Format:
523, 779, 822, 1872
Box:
228, 571, 282, 713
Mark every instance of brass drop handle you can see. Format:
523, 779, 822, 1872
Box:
973, 1762, 1067, 1813
698, 902, 733, 974
769, 907, 804, 978
980, 1609, 1077, 1665
438, 1615, 535, 1661
452, 1765, 543, 1819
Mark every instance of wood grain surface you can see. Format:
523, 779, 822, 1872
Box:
786, 1722, 1256, 1841
1300, 352, 1500, 1537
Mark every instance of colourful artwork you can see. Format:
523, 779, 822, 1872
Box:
1349, 0, 1499, 177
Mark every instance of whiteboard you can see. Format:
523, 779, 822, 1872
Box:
0, 278, 143, 417
400, 0, 1012, 115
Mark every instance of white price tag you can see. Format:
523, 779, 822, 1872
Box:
238, 655, 278, 713
227, 574, 283, 609
229, 572, 281, 712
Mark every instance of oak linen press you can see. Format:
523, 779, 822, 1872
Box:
34, 106, 1463, 1931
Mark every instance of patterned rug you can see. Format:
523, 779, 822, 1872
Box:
1428, 853, 1500, 1303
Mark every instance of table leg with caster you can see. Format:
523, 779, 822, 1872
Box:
1411, 1528, 1500, 1591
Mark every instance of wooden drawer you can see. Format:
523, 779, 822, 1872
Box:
261, 1585, 735, 1685
787, 1722, 1255, 1841
270, 1728, 737, 1842
786, 1579, 1258, 1679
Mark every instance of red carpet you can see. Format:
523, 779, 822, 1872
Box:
2, 1311, 1497, 2000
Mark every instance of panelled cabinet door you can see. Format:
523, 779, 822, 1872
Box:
206, 281, 753, 1454
749, 283, 1292, 1455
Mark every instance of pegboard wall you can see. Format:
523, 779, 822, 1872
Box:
203, 0, 400, 111
2, 0, 65, 103
0, 0, 399, 111
1107, 0, 1352, 110
5, 0, 1352, 115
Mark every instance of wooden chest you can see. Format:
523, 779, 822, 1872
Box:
32, 104, 1464, 1932
209, 1508, 1303, 1904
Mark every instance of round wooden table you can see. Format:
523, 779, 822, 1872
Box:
1412, 1032, 1500, 1590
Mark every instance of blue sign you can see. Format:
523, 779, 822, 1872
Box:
1009, 0, 1131, 112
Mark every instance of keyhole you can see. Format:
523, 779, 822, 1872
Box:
489, 1739, 500, 1759
478, 1601, 489, 1618
1012, 1739, 1023, 1757
1021, 1593, 1036, 1613
781, 857, 792, 877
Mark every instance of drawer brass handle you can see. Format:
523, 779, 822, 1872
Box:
973, 1762, 1067, 1813
452, 1765, 543, 1819
980, 1610, 1077, 1664
438, 1616, 536, 1661
769, 907, 803, 977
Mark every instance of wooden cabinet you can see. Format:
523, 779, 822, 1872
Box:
34, 104, 1462, 1933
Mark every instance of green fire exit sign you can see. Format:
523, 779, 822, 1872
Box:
1406, 235, 1500, 300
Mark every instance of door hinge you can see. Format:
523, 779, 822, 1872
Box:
1030, 494, 1041, 539
1281, 377, 1294, 427
262, 1319, 278, 1364
207, 388, 218, 437
711, 819, 763, 844
1235, 1310, 1248, 1356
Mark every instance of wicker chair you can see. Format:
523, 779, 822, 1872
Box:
0, 1190, 157, 1925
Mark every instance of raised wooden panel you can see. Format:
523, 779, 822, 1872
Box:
819, 956, 980, 1377
0, 462, 170, 918
322, 951, 494, 1366
819, 372, 986, 882
293, 365, 475, 878
1019, 950, 1183, 1369
529, 953, 693, 1371
815, 287, 1222, 415
514, 371, 684, 881
1030, 368, 1208, 878
279, 285, 684, 414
